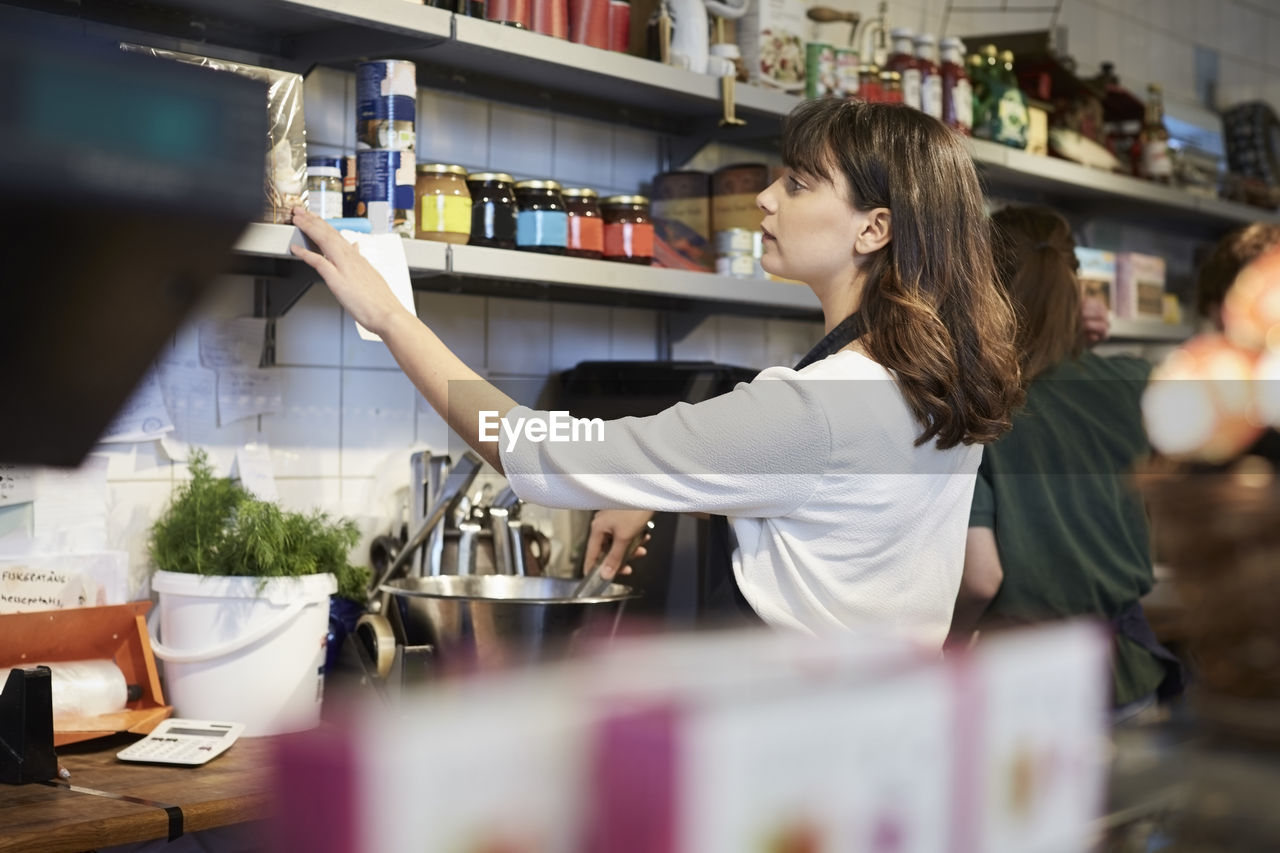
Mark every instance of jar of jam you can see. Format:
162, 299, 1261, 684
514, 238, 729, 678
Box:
601, 195, 654, 265
416, 163, 471, 244
561, 188, 603, 259
466, 172, 518, 250
514, 180, 568, 254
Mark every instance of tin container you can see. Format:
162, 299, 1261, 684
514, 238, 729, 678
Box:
356, 60, 417, 150
487, 0, 531, 27
466, 172, 518, 250
608, 0, 630, 51
569, 0, 609, 48
835, 48, 860, 97
562, 188, 604, 259
601, 195, 654, 264
716, 253, 762, 278
515, 180, 568, 254
651, 170, 712, 271
805, 42, 837, 99
711, 163, 768, 234
357, 149, 416, 237
714, 227, 762, 255
532, 0, 569, 39
416, 164, 471, 244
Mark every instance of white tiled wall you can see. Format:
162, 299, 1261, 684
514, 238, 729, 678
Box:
31, 1, 1277, 595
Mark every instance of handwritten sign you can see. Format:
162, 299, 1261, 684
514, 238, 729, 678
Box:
99, 367, 175, 444
234, 443, 279, 502
199, 317, 268, 369
217, 369, 284, 426
0, 552, 127, 614
0, 465, 36, 507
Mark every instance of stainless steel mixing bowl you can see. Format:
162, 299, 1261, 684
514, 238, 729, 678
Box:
381, 574, 637, 672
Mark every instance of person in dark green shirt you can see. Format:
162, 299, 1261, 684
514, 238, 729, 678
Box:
951, 205, 1183, 711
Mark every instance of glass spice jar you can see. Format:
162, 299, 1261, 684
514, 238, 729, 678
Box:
415, 163, 472, 244
561, 188, 603, 259
306, 157, 343, 219
881, 69, 903, 104
514, 180, 568, 254
465, 172, 518, 250
601, 195, 654, 265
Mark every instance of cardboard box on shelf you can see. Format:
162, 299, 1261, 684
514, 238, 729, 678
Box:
1116, 251, 1167, 320
1075, 247, 1117, 313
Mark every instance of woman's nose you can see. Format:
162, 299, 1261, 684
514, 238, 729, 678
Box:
757, 181, 778, 213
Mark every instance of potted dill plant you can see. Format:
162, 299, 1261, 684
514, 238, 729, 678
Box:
147, 449, 369, 735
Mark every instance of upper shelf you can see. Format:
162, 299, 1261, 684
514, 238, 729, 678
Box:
18, 0, 1276, 229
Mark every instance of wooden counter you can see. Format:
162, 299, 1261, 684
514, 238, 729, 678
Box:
0, 733, 273, 852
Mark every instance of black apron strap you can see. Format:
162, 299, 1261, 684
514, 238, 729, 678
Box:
1111, 600, 1187, 702
702, 312, 868, 624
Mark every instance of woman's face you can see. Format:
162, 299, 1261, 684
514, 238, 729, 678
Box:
756, 167, 867, 287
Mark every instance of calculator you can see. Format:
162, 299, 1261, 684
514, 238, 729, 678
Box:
117, 718, 245, 766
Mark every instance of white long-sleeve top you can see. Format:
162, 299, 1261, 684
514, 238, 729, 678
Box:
498, 350, 982, 647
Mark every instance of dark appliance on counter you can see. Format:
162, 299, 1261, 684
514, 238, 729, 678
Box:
551, 360, 758, 624
0, 19, 266, 466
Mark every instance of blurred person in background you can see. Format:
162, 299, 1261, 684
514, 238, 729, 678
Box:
949, 205, 1184, 717
1196, 223, 1280, 331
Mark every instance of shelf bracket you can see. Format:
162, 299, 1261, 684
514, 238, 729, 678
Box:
253, 275, 313, 320
658, 310, 711, 354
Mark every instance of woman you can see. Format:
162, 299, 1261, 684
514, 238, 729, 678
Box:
291, 99, 1022, 647
951, 205, 1182, 710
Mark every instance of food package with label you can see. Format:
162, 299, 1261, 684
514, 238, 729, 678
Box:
738, 0, 810, 92
119, 45, 307, 223
652, 170, 714, 271
1074, 247, 1117, 314
961, 621, 1110, 853
1115, 251, 1167, 320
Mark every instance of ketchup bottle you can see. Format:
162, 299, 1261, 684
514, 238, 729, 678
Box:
939, 36, 972, 135
914, 33, 942, 121
885, 27, 921, 111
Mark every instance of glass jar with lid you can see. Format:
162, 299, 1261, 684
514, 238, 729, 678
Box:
465, 172, 518, 250
306, 156, 343, 219
561, 188, 603, 259
601, 195, 654, 265
514, 180, 568, 254
416, 164, 472, 244
880, 69, 903, 104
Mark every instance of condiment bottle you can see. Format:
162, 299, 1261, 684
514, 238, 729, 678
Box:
914, 33, 942, 121
514, 180, 568, 254
880, 69, 903, 105
885, 28, 921, 111
1139, 84, 1173, 183
601, 195, 654, 264
562, 188, 604, 259
415, 164, 472, 244
466, 172, 518, 250
940, 37, 972, 135
305, 157, 344, 219
858, 64, 882, 102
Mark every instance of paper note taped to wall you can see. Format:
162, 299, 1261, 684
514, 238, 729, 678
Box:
99, 367, 174, 444
217, 369, 284, 427
0, 465, 36, 507
343, 232, 415, 342
0, 551, 129, 614
199, 317, 268, 369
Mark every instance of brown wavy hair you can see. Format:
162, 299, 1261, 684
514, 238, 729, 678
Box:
780, 99, 1022, 449
1196, 223, 1280, 319
989, 205, 1083, 381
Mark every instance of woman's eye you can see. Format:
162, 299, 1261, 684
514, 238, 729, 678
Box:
787, 176, 805, 192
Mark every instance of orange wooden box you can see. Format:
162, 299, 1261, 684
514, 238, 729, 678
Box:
0, 601, 172, 746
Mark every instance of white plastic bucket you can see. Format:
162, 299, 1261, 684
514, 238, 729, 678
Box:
149, 570, 337, 736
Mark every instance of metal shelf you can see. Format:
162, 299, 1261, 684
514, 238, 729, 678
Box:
966, 138, 1279, 230
231, 224, 820, 319
1108, 317, 1196, 343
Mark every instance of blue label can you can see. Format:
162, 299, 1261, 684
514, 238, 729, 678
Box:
357, 149, 416, 236
356, 60, 417, 150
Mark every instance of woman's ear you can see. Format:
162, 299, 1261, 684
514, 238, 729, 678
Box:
853, 208, 892, 256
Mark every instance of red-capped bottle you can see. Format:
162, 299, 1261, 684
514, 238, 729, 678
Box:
885, 27, 922, 111
914, 33, 942, 121
940, 36, 972, 135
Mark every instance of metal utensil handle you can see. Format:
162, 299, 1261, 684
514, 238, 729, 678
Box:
369, 452, 483, 600
489, 507, 514, 574
573, 521, 653, 598
507, 519, 527, 577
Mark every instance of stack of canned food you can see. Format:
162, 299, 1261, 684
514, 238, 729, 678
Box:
356, 59, 419, 236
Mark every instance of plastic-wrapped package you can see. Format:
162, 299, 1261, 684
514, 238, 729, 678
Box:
120, 44, 307, 223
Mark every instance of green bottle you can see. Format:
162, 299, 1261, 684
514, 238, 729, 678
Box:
990, 49, 1029, 149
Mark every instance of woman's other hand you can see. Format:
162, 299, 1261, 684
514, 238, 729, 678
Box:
1082, 296, 1110, 346
584, 509, 654, 580
289, 207, 412, 337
